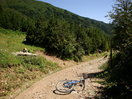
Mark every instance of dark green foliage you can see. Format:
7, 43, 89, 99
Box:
26, 19, 109, 61
0, 0, 110, 61
103, 0, 132, 98
43, 20, 76, 57
0, 0, 111, 34
103, 49, 132, 98
0, 8, 34, 31
110, 0, 132, 51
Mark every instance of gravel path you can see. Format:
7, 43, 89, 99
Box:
14, 57, 107, 99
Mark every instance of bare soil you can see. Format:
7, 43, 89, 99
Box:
36, 51, 77, 68
13, 52, 107, 99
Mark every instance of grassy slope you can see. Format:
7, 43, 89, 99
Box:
0, 27, 109, 97
0, 28, 60, 97
0, 28, 42, 52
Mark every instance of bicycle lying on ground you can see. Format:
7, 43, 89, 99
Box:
54, 73, 86, 94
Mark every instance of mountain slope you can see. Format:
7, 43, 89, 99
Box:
0, 0, 111, 34
0, 0, 111, 61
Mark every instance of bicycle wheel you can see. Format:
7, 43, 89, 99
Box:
73, 82, 85, 92
56, 80, 74, 93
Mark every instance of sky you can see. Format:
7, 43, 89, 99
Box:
39, 0, 115, 23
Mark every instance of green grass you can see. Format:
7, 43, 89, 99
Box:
0, 27, 43, 67
0, 27, 43, 52
0, 27, 61, 97
82, 51, 109, 62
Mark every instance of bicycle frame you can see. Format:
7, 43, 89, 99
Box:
55, 73, 86, 94
63, 80, 80, 88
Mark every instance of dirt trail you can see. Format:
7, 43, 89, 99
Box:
14, 56, 107, 99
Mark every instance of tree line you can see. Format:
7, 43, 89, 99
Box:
26, 19, 109, 61
0, 0, 110, 61
102, 0, 132, 98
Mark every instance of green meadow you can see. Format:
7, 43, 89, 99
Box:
0, 28, 60, 97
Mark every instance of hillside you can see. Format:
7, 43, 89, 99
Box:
0, 27, 107, 98
0, 0, 110, 61
0, 0, 111, 34
0, 28, 60, 97
0, 0, 112, 98
0, 0, 131, 98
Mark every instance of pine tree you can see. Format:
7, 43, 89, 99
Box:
106, 0, 132, 97
109, 0, 132, 51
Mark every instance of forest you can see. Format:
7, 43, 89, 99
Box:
0, 0, 111, 61
0, 0, 131, 98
